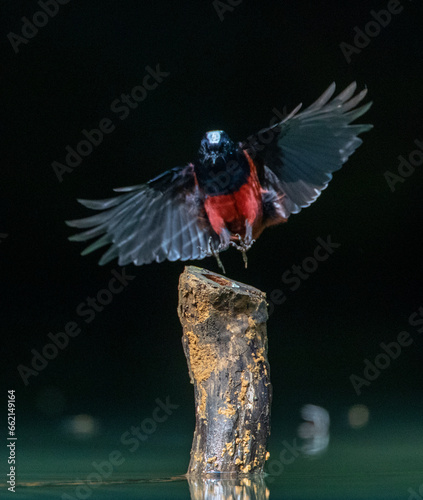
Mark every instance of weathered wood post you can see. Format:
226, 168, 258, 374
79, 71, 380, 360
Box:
178, 266, 272, 475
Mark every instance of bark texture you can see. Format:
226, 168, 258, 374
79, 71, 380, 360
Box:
178, 266, 272, 475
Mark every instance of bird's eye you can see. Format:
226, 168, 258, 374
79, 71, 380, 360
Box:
207, 131, 221, 145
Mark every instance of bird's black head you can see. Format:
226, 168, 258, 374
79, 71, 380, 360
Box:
198, 130, 234, 165
195, 130, 249, 196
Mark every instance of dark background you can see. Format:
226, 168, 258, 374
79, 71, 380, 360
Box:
1, 0, 423, 481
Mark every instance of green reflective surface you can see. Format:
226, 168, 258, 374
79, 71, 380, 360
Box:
1, 408, 422, 499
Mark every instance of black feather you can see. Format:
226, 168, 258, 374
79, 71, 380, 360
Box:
66, 164, 220, 266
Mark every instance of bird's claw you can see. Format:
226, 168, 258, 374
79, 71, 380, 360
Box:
230, 234, 255, 268
212, 252, 226, 275
230, 233, 255, 252
198, 236, 226, 274
199, 231, 253, 273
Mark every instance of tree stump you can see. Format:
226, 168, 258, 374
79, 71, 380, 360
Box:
178, 266, 272, 475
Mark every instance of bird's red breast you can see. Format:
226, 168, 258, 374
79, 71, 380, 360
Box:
203, 150, 264, 239
67, 83, 373, 268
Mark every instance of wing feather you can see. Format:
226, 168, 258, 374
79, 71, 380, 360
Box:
66, 165, 219, 266
244, 82, 372, 217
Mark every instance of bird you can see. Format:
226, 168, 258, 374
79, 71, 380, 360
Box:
66, 81, 372, 273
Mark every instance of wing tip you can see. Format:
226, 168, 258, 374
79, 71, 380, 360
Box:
76, 198, 90, 206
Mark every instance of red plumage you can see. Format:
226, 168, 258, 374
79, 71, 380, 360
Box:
204, 151, 263, 239
66, 82, 373, 271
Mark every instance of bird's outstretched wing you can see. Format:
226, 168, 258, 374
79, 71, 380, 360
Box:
66, 164, 220, 266
242, 82, 373, 218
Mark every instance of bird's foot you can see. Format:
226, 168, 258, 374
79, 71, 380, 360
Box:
201, 236, 226, 274
230, 234, 256, 268
212, 244, 227, 275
